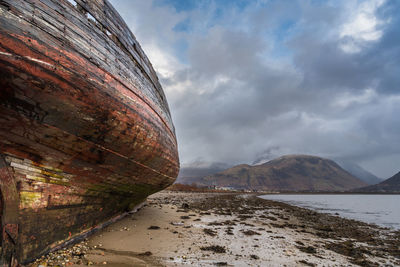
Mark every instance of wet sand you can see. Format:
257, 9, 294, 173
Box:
30, 191, 400, 266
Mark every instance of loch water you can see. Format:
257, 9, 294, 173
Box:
260, 194, 400, 229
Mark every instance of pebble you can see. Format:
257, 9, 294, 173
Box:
28, 240, 91, 267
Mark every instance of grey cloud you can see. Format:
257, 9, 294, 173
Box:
110, 0, 400, 177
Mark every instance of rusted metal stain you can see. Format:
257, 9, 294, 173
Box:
0, 0, 179, 264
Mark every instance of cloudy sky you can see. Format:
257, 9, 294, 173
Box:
109, 0, 400, 178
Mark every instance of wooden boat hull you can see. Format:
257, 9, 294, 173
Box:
0, 0, 179, 264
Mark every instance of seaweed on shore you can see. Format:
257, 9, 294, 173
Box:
149, 192, 400, 266
296, 245, 317, 254
200, 245, 227, 253
299, 259, 316, 266
325, 240, 371, 258
203, 228, 217, 236
241, 230, 261, 236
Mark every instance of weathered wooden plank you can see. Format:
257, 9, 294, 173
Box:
6, 0, 175, 135
0, 37, 177, 175
0, 0, 179, 263
72, 0, 172, 121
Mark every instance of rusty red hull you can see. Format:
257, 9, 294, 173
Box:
0, 0, 179, 264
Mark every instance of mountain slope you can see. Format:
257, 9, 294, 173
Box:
175, 162, 230, 185
356, 171, 400, 193
200, 155, 366, 191
336, 160, 382, 185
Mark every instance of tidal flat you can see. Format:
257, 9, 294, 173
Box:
30, 191, 400, 266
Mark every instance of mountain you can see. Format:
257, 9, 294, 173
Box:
356, 171, 400, 193
198, 155, 367, 192
335, 160, 382, 185
175, 162, 231, 185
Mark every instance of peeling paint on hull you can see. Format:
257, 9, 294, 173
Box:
0, 0, 179, 264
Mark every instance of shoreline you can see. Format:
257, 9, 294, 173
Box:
259, 192, 400, 195
258, 193, 400, 230
29, 191, 400, 266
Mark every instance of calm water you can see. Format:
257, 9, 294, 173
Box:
260, 194, 400, 229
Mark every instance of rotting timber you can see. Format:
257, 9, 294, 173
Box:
0, 0, 179, 264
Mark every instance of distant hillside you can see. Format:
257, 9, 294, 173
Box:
356, 171, 400, 193
335, 160, 382, 185
175, 162, 230, 185
198, 155, 366, 192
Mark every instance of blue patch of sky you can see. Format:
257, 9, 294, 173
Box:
263, 19, 298, 62
158, 0, 300, 63
205, 6, 223, 29
202, 1, 251, 31
155, 0, 255, 35
153, 0, 199, 12
154, 0, 250, 12
216, 0, 250, 11
173, 18, 191, 33
173, 38, 189, 63
274, 19, 296, 43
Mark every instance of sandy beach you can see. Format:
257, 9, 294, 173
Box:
30, 191, 400, 267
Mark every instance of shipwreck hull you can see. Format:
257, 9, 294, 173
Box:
0, 0, 179, 264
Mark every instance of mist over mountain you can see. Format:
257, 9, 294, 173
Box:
335, 160, 382, 185
176, 162, 232, 185
356, 171, 400, 193
188, 155, 366, 192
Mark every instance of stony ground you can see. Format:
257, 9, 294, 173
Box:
29, 191, 400, 267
